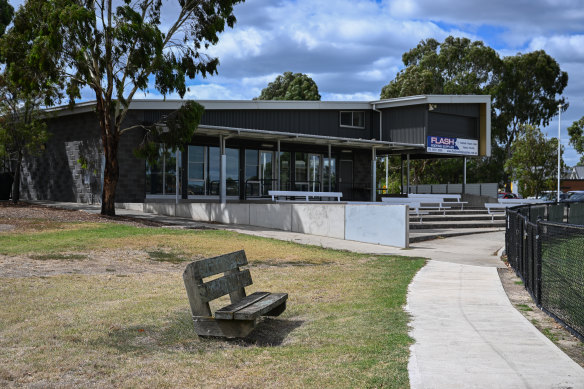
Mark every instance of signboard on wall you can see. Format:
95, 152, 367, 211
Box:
426, 136, 478, 156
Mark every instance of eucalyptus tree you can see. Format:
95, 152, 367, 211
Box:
255, 72, 321, 100
3, 0, 243, 215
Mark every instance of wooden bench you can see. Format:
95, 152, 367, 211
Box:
268, 190, 343, 202
183, 250, 288, 338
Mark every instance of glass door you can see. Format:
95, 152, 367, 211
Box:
308, 154, 321, 192
259, 151, 273, 196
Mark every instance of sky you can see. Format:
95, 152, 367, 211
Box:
168, 0, 584, 165
10, 0, 584, 165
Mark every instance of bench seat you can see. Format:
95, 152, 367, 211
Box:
215, 291, 288, 320
183, 250, 288, 338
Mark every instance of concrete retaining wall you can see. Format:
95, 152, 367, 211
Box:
116, 201, 409, 248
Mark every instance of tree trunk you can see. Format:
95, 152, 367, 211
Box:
97, 98, 120, 216
11, 152, 22, 204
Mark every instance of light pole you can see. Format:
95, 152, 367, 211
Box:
557, 104, 562, 203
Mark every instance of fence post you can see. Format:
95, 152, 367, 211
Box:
535, 220, 542, 306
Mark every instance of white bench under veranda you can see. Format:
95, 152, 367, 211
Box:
268, 190, 343, 202
408, 193, 469, 210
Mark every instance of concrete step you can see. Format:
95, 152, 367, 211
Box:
410, 220, 506, 229
409, 227, 505, 243
421, 208, 491, 216
410, 214, 505, 222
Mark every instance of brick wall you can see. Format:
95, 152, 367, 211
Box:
20, 110, 146, 203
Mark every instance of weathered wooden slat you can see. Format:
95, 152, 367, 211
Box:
233, 293, 288, 321
192, 316, 256, 338
215, 292, 271, 320
185, 250, 248, 279
183, 263, 212, 317
197, 270, 253, 302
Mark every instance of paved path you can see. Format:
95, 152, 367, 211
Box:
407, 239, 584, 389
27, 201, 584, 387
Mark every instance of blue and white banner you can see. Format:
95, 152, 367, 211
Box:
427, 136, 478, 156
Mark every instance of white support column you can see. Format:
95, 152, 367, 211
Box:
175, 149, 180, 205
277, 140, 281, 190
219, 135, 226, 204
328, 144, 332, 192
371, 147, 377, 202
406, 154, 410, 195
463, 157, 467, 194
385, 155, 388, 194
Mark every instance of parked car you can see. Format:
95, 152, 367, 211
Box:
498, 192, 519, 199
562, 191, 584, 203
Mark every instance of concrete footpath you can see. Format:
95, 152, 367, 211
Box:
29, 201, 584, 387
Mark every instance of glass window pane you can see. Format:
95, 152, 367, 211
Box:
340, 111, 352, 126
353, 112, 364, 127
245, 149, 259, 181
295, 152, 308, 183
309, 154, 321, 191
188, 146, 205, 181
324, 158, 336, 190
280, 152, 291, 190
208, 146, 220, 183
226, 148, 239, 196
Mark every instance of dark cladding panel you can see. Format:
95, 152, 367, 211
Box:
381, 105, 426, 145
200, 109, 374, 140
431, 103, 480, 117
427, 112, 478, 139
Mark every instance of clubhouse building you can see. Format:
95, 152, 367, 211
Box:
19, 95, 491, 204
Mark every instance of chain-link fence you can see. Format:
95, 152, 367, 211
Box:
506, 202, 584, 340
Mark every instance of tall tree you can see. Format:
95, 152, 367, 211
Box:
3, 0, 243, 215
381, 36, 568, 189
504, 124, 562, 198
493, 50, 568, 169
567, 116, 584, 165
255, 72, 321, 100
381, 36, 501, 98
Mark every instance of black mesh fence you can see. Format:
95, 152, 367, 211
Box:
506, 202, 584, 340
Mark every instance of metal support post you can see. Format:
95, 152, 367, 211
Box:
219, 135, 226, 204
371, 147, 377, 202
328, 144, 332, 192
406, 154, 410, 195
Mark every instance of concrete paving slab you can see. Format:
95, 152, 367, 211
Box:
407, 260, 584, 389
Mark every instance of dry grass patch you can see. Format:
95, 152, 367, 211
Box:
0, 219, 424, 388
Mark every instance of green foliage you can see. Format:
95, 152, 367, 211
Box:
381, 36, 501, 98
255, 71, 321, 100
504, 124, 562, 198
0, 0, 13, 37
1, 0, 242, 215
493, 50, 568, 150
134, 100, 204, 163
568, 116, 584, 165
381, 36, 568, 188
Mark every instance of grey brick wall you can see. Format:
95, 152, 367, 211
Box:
20, 110, 146, 203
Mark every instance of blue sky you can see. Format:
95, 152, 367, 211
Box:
10, 0, 584, 165
170, 0, 584, 166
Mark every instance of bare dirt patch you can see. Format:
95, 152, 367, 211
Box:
0, 249, 191, 278
0, 201, 164, 230
498, 265, 584, 367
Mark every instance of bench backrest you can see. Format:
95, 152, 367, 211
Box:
498, 198, 545, 204
183, 250, 251, 317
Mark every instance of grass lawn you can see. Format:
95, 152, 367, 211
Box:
0, 220, 425, 388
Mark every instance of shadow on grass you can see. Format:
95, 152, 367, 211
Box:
239, 317, 304, 347
91, 310, 303, 354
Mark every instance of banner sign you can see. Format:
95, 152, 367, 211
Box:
427, 136, 478, 156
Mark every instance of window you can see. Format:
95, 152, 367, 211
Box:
188, 145, 240, 196
340, 111, 365, 128
146, 145, 180, 195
